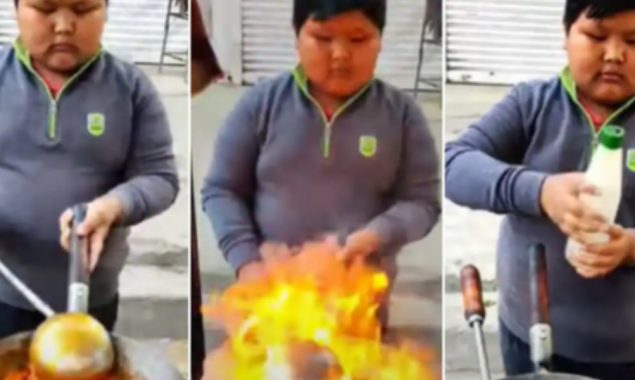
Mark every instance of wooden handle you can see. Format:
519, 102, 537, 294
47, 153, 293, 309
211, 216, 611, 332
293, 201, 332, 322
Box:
530, 243, 549, 325
460, 265, 485, 323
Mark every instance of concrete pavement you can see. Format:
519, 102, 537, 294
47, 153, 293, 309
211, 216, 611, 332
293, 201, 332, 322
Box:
444, 84, 512, 379
112, 65, 189, 378
191, 82, 444, 373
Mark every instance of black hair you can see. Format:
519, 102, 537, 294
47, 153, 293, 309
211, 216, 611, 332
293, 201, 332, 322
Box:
564, 0, 635, 32
293, 0, 386, 35
14, 0, 109, 5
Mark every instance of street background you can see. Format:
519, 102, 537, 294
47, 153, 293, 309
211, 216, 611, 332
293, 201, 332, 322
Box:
445, 1, 569, 378
113, 65, 189, 377
444, 84, 512, 380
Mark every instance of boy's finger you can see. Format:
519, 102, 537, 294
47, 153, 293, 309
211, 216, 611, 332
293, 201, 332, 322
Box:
607, 224, 625, 240
575, 266, 606, 279
88, 227, 109, 271
567, 255, 608, 279
583, 226, 625, 255
577, 182, 601, 197
59, 209, 73, 232
579, 202, 608, 225
260, 242, 292, 261
78, 208, 104, 236
562, 212, 607, 238
562, 213, 583, 235
564, 198, 584, 218
569, 250, 614, 269
585, 239, 626, 258
59, 229, 71, 252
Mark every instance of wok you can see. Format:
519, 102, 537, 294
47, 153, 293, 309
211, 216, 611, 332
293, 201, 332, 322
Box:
460, 244, 595, 380
0, 204, 185, 380
0, 332, 184, 380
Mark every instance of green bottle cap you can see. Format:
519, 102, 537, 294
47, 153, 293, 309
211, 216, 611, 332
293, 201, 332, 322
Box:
599, 125, 625, 150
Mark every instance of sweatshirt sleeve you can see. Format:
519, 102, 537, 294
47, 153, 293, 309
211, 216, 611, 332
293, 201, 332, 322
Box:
201, 89, 262, 273
107, 71, 179, 226
365, 98, 441, 249
445, 85, 547, 216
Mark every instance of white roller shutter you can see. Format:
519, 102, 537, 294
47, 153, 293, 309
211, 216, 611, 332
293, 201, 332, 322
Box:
0, 0, 188, 64
447, 0, 568, 85
240, 0, 441, 90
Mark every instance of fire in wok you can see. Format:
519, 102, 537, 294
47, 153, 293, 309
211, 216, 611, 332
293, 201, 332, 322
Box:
203, 240, 437, 380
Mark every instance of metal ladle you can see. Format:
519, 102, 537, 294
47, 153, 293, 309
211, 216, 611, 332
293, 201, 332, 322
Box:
0, 204, 115, 380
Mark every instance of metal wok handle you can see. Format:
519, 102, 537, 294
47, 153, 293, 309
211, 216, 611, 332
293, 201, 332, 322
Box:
461, 265, 492, 380
529, 243, 552, 372
68, 204, 90, 313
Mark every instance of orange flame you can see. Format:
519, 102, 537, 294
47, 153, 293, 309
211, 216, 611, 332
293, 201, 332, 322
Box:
3, 367, 120, 380
202, 241, 437, 380
2, 370, 31, 380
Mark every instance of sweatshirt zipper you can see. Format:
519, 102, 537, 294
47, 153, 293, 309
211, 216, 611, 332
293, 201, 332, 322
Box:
292, 66, 373, 158
561, 69, 635, 154
18, 50, 101, 140
303, 96, 334, 158
302, 85, 372, 158
574, 96, 635, 156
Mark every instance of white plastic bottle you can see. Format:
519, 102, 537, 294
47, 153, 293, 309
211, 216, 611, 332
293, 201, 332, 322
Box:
566, 125, 624, 258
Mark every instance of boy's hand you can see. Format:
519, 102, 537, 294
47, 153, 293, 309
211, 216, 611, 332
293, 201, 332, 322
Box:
59, 196, 124, 271
568, 225, 635, 279
236, 243, 297, 282
340, 229, 382, 262
236, 261, 267, 283
540, 173, 607, 241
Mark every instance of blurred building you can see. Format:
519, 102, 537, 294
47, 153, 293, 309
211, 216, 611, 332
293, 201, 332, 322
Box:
446, 0, 567, 84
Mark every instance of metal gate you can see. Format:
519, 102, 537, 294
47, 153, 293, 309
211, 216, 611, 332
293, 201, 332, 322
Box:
240, 0, 441, 90
447, 0, 567, 85
0, 0, 188, 64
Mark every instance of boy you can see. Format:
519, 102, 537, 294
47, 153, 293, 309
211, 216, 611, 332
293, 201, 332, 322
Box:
0, 0, 178, 337
202, 0, 440, 329
445, 1, 635, 379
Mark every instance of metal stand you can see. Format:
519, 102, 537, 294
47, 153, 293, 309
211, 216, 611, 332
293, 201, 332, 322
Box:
414, 0, 442, 99
159, 0, 188, 77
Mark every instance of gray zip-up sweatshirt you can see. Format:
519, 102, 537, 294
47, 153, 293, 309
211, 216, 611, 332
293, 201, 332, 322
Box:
446, 68, 635, 362
0, 41, 179, 311
202, 69, 440, 274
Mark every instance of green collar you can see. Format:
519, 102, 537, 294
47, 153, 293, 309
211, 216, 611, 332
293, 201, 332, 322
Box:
13, 38, 103, 100
292, 65, 374, 121
291, 65, 312, 94
559, 66, 579, 100
14, 38, 102, 69
560, 66, 635, 131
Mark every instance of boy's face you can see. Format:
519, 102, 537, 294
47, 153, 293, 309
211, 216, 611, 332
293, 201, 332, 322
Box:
296, 11, 381, 99
17, 0, 106, 74
566, 9, 635, 106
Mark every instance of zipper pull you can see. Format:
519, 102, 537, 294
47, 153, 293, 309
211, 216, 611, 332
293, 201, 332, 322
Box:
49, 101, 57, 139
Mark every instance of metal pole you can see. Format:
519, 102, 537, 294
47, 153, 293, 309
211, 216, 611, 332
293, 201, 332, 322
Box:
0, 259, 55, 318
469, 316, 493, 380
191, 168, 205, 380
